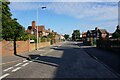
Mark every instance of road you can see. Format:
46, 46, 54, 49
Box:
1, 41, 120, 80
82, 44, 120, 76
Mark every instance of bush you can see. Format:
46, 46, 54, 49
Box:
50, 40, 53, 45
30, 35, 37, 43
47, 37, 50, 42
41, 37, 46, 42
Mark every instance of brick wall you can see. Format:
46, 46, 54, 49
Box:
2, 40, 51, 56
2, 40, 29, 56
29, 43, 36, 52
39, 42, 50, 48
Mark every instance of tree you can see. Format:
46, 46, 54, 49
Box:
64, 34, 69, 40
112, 25, 120, 38
2, 1, 28, 55
48, 32, 55, 44
72, 30, 80, 41
48, 32, 55, 40
112, 32, 120, 38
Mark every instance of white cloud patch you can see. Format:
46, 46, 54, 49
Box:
45, 2, 118, 22
10, 2, 118, 21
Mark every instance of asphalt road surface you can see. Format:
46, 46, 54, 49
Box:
1, 41, 120, 80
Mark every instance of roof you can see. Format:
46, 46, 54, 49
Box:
82, 32, 87, 34
99, 29, 108, 34
116, 25, 120, 34
87, 30, 96, 34
45, 30, 50, 33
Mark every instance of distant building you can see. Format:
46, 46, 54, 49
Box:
82, 32, 87, 41
85, 27, 109, 45
112, 25, 120, 38
115, 25, 120, 34
26, 21, 51, 37
26, 21, 64, 44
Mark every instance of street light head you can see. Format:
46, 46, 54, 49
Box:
41, 6, 47, 9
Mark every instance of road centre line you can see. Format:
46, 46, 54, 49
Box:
11, 67, 21, 72
0, 73, 10, 79
22, 63, 29, 67
14, 63, 22, 67
3, 67, 13, 72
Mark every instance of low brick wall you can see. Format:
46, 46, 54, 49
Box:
39, 42, 50, 48
2, 40, 51, 56
29, 43, 36, 52
2, 40, 29, 56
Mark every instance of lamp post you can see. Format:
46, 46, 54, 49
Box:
36, 6, 46, 50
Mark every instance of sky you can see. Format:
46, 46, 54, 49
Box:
9, 1, 119, 36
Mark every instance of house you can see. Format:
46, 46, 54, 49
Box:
82, 32, 87, 38
26, 21, 51, 37
112, 25, 120, 38
115, 25, 120, 34
38, 25, 45, 37
82, 32, 87, 41
97, 29, 109, 39
26, 21, 37, 36
85, 27, 109, 45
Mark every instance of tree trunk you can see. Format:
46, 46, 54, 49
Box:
14, 37, 17, 55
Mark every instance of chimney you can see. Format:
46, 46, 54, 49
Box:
117, 25, 120, 29
95, 27, 99, 31
32, 21, 36, 29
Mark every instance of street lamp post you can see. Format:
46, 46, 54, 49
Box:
36, 6, 46, 50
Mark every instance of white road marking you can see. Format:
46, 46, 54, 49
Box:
23, 60, 28, 63
3, 67, 13, 72
14, 63, 22, 67
35, 57, 39, 60
0, 73, 10, 79
29, 61, 33, 62
22, 63, 29, 67
0, 59, 22, 66
11, 67, 21, 72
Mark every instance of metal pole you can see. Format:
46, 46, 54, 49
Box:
36, 7, 38, 50
36, 6, 46, 50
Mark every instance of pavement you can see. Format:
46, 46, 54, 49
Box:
0, 41, 120, 80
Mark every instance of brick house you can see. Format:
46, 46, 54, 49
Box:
26, 21, 51, 37
26, 21, 37, 35
82, 32, 87, 42
85, 27, 109, 45
97, 29, 109, 39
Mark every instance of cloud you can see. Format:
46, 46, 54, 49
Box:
45, 2, 118, 22
10, 2, 118, 22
